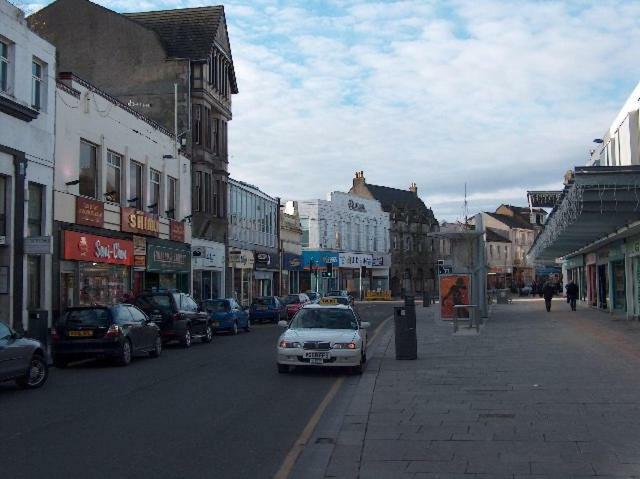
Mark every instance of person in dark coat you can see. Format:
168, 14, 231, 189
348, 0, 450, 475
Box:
565, 281, 579, 311
542, 282, 555, 312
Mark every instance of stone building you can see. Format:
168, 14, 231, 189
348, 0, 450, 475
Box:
29, 0, 238, 275
280, 202, 302, 295
349, 172, 438, 297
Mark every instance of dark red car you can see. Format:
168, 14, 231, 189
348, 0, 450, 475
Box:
283, 293, 311, 319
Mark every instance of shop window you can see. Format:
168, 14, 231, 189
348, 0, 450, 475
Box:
167, 176, 177, 219
0, 175, 6, 236
0, 39, 9, 93
129, 160, 143, 209
28, 182, 44, 237
149, 169, 160, 214
27, 255, 41, 309
79, 140, 98, 198
106, 151, 122, 203
31, 59, 43, 110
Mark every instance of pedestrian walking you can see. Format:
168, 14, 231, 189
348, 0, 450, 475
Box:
566, 280, 579, 311
542, 281, 555, 312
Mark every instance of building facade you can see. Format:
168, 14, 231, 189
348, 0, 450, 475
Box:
280, 201, 302, 296
298, 191, 390, 297
349, 172, 438, 297
53, 73, 191, 319
29, 0, 237, 291
0, 0, 55, 331
227, 179, 279, 306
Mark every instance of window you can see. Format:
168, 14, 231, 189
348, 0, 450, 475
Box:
28, 182, 44, 237
167, 176, 177, 219
106, 151, 121, 203
128, 306, 146, 323
301, 217, 310, 247
31, 59, 42, 109
79, 140, 98, 198
212, 179, 219, 217
113, 306, 133, 324
129, 161, 143, 209
193, 172, 202, 212
204, 173, 211, 213
27, 255, 41, 309
192, 105, 201, 144
0, 176, 6, 236
204, 107, 212, 149
212, 118, 219, 154
0, 40, 8, 92
149, 169, 160, 214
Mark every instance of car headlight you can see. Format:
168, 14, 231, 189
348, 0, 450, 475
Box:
332, 342, 357, 350
279, 340, 302, 348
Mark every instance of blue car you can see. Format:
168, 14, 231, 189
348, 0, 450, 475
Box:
202, 298, 250, 335
249, 296, 286, 323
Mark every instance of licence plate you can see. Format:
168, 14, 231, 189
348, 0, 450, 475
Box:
68, 330, 93, 337
309, 358, 324, 365
304, 351, 329, 359
211, 321, 220, 328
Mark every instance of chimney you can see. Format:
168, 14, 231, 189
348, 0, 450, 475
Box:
409, 182, 418, 195
353, 170, 366, 188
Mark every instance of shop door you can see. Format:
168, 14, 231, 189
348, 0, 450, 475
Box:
612, 261, 626, 311
597, 264, 608, 309
588, 266, 597, 306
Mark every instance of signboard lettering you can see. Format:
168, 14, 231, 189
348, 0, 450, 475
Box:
63, 231, 133, 265
348, 199, 366, 212
146, 242, 190, 273
170, 220, 185, 243
121, 207, 159, 237
76, 197, 104, 227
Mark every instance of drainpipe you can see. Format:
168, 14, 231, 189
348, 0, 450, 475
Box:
13, 155, 27, 332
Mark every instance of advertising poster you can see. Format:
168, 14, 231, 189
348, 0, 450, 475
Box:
439, 274, 471, 320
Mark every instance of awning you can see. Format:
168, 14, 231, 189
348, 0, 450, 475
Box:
529, 166, 640, 262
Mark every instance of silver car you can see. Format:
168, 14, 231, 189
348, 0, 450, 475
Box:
0, 321, 48, 389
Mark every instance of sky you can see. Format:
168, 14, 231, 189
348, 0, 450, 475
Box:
25, 0, 640, 221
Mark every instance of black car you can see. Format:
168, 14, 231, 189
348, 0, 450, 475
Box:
51, 305, 162, 367
133, 290, 214, 347
0, 322, 48, 389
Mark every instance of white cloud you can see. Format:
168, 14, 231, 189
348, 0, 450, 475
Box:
35, 0, 640, 221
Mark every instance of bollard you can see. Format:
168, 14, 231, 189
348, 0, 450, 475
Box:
423, 291, 429, 307
394, 295, 417, 360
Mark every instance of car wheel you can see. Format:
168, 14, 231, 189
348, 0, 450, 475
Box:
277, 363, 289, 374
244, 319, 251, 332
202, 325, 213, 343
232, 321, 238, 335
16, 354, 48, 389
181, 328, 192, 348
149, 335, 162, 357
53, 356, 69, 369
116, 339, 133, 366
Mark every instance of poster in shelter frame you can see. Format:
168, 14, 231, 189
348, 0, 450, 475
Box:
439, 274, 471, 320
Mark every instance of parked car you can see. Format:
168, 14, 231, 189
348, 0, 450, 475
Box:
326, 290, 354, 306
306, 292, 322, 304
249, 296, 286, 323
283, 293, 311, 319
51, 305, 162, 367
0, 322, 48, 389
202, 298, 250, 334
133, 290, 215, 347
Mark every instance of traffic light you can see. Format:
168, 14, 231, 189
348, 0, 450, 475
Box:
326, 262, 333, 277
361, 265, 367, 276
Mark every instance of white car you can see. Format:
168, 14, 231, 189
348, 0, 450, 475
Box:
276, 300, 370, 374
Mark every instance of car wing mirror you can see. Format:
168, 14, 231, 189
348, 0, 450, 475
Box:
278, 320, 289, 328
360, 321, 371, 329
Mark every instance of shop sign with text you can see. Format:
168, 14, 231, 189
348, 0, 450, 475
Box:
339, 252, 373, 269
76, 197, 104, 227
283, 253, 303, 271
146, 243, 190, 273
63, 231, 133, 265
229, 249, 255, 269
121, 207, 159, 237
170, 220, 185, 243
255, 251, 273, 267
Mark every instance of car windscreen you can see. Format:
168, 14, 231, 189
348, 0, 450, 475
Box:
64, 308, 110, 327
289, 308, 357, 330
325, 296, 350, 305
253, 297, 274, 306
136, 295, 173, 313
203, 300, 229, 312
284, 295, 300, 304
327, 291, 345, 297
307, 293, 318, 300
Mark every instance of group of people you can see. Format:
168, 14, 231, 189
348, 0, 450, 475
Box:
541, 280, 579, 312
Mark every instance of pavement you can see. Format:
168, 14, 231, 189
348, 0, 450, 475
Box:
290, 298, 640, 479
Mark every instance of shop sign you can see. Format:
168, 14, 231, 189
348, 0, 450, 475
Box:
24, 236, 53, 255
192, 243, 225, 269
283, 253, 303, 271
134, 255, 146, 268
586, 253, 597, 265
372, 254, 390, 268
0, 235, 6, 245
76, 197, 104, 227
133, 236, 146, 256
170, 220, 185, 243
348, 199, 366, 213
564, 255, 584, 269
121, 207, 160, 237
63, 231, 133, 265
609, 242, 625, 261
255, 252, 272, 267
229, 249, 255, 269
146, 243, 190, 273
302, 250, 339, 269
627, 237, 640, 258
339, 252, 373, 269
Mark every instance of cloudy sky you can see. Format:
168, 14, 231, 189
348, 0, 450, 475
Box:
28, 0, 640, 221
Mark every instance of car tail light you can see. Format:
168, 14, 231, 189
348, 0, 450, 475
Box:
51, 329, 60, 342
105, 324, 121, 338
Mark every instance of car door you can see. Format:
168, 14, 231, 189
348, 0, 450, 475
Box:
112, 306, 140, 352
353, 309, 367, 351
0, 322, 23, 380
182, 294, 205, 334
128, 306, 155, 350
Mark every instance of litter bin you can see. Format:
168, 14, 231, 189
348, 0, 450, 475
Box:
423, 291, 430, 307
394, 296, 417, 360
27, 310, 49, 347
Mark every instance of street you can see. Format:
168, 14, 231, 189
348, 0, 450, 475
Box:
0, 302, 394, 479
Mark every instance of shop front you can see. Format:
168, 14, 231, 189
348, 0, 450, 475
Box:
608, 242, 626, 312
586, 253, 597, 307
488, 266, 512, 290
338, 252, 373, 300
301, 250, 339, 294
59, 229, 134, 309
597, 250, 609, 310
627, 236, 640, 318
564, 255, 585, 301
143, 238, 190, 292
229, 249, 255, 306
254, 250, 279, 297
282, 253, 303, 295
371, 254, 390, 291
192, 239, 225, 301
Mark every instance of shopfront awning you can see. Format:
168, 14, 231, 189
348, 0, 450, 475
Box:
529, 166, 640, 263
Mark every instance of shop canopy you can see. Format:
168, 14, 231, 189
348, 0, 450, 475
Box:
529, 166, 640, 263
